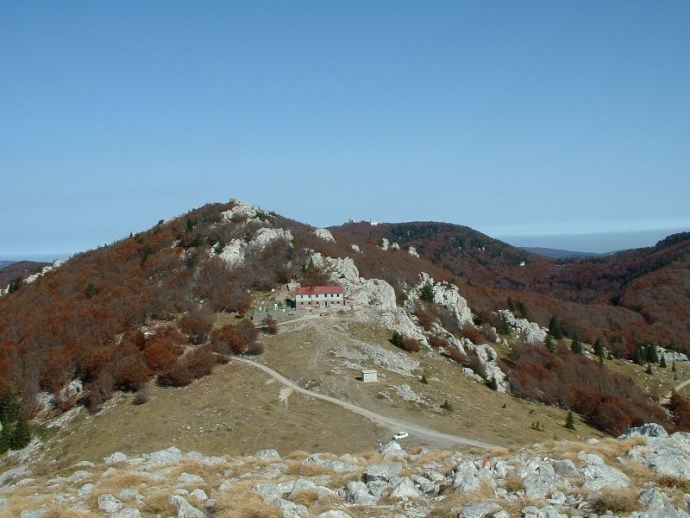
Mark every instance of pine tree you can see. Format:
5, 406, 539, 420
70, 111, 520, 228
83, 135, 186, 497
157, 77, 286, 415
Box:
633, 346, 645, 365
9, 413, 31, 450
420, 283, 435, 303
0, 391, 20, 427
570, 334, 583, 355
646, 344, 659, 364
565, 411, 575, 430
548, 316, 563, 339
594, 338, 605, 361
545, 334, 556, 354
659, 355, 667, 368
645, 363, 654, 376
0, 428, 10, 454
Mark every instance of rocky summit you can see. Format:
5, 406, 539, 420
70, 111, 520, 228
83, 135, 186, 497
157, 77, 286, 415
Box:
1, 425, 689, 517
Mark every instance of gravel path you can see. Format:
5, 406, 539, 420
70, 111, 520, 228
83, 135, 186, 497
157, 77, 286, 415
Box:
235, 357, 498, 450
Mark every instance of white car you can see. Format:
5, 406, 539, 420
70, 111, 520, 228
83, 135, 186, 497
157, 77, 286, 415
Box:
392, 431, 409, 440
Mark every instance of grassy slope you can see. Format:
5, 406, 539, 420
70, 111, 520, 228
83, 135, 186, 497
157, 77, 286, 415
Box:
30, 310, 663, 469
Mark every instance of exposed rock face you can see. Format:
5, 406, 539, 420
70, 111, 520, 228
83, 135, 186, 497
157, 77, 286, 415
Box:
310, 253, 397, 310
220, 201, 261, 222
497, 310, 547, 345
406, 273, 473, 329
216, 228, 293, 268
313, 228, 336, 243
2, 428, 690, 517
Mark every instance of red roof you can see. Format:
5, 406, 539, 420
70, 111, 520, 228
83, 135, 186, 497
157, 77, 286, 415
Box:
295, 285, 343, 296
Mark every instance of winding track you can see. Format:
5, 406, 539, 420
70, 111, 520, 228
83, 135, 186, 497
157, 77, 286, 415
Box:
235, 357, 498, 450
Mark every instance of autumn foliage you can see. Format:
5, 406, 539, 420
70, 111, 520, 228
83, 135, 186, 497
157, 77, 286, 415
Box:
501, 344, 678, 436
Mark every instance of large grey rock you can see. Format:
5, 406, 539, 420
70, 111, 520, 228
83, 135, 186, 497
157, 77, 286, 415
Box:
20, 510, 46, 518
552, 459, 579, 477
365, 462, 403, 482
345, 481, 377, 505
580, 462, 630, 491
98, 494, 124, 513
317, 512, 353, 518
618, 423, 669, 439
458, 501, 504, 518
379, 441, 406, 459
144, 446, 184, 466
275, 497, 308, 518
522, 474, 565, 499
289, 479, 336, 500
389, 477, 421, 499
104, 452, 128, 464
168, 495, 206, 518
256, 449, 281, 461
647, 451, 690, 479
639, 487, 666, 511
254, 481, 295, 502
113, 509, 141, 518
0, 465, 29, 487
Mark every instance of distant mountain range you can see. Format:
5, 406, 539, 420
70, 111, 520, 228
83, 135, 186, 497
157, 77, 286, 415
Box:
520, 247, 602, 259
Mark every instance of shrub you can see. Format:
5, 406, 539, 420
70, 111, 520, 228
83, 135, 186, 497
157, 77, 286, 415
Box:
428, 335, 449, 349
179, 309, 213, 345
262, 315, 279, 335
132, 385, 150, 405
420, 283, 435, 303
158, 360, 192, 387
402, 337, 421, 353
245, 341, 265, 355
440, 400, 454, 412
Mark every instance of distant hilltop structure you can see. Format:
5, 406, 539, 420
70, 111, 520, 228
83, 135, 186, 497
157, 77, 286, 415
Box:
346, 217, 379, 226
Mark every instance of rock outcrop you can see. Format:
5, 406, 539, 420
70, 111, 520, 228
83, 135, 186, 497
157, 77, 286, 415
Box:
3, 427, 690, 517
497, 309, 547, 345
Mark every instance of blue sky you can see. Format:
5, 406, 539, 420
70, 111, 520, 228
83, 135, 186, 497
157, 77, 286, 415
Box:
2, 1, 689, 259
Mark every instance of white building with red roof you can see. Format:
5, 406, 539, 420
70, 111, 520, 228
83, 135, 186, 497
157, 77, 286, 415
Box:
295, 285, 345, 310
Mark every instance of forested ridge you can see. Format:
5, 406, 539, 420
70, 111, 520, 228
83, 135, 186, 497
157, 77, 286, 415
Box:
1, 202, 689, 443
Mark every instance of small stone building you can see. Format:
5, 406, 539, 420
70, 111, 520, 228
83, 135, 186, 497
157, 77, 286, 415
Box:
361, 369, 378, 383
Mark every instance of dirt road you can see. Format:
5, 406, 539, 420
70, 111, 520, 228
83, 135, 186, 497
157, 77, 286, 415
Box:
235, 357, 498, 450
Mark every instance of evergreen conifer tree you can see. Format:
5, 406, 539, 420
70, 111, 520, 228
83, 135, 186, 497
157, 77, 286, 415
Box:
0, 391, 20, 427
0, 428, 10, 454
545, 335, 556, 354
594, 339, 605, 361
420, 283, 435, 303
570, 334, 583, 355
646, 344, 659, 364
9, 413, 31, 450
548, 316, 564, 339
565, 411, 575, 430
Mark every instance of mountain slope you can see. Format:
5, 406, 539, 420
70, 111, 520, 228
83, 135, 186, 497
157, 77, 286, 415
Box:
1, 199, 689, 466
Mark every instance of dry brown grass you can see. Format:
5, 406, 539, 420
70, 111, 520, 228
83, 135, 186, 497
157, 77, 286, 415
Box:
289, 489, 320, 507
656, 474, 690, 493
141, 489, 178, 515
214, 491, 282, 518
591, 488, 642, 514
503, 473, 525, 493
285, 450, 311, 461
546, 437, 644, 466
